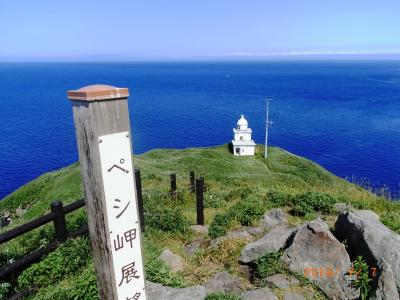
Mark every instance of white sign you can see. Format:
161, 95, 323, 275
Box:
98, 131, 146, 300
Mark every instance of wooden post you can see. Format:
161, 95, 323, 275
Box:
68, 85, 146, 300
196, 177, 204, 225
135, 169, 145, 233
170, 173, 177, 198
190, 171, 195, 193
50, 200, 68, 242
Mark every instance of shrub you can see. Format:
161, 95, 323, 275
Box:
0, 282, 11, 300
254, 251, 284, 279
206, 293, 242, 300
145, 258, 184, 288
68, 263, 99, 300
209, 214, 231, 239
145, 206, 189, 233
17, 237, 91, 289
266, 190, 293, 207
204, 192, 225, 208
292, 192, 335, 216
230, 198, 265, 226
353, 256, 372, 300
224, 187, 253, 202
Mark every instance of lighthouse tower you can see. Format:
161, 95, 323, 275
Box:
232, 115, 256, 156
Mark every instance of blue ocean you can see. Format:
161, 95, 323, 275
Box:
0, 61, 399, 199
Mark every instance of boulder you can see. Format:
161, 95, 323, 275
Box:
263, 208, 287, 229
160, 249, 184, 272
241, 287, 278, 300
227, 229, 252, 239
15, 207, 27, 217
335, 210, 400, 290
246, 226, 265, 236
283, 292, 306, 300
184, 237, 204, 256
239, 226, 297, 264
190, 225, 209, 235
146, 281, 206, 300
210, 230, 251, 248
333, 202, 354, 213
282, 219, 359, 300
371, 259, 399, 300
205, 272, 244, 295
265, 274, 299, 289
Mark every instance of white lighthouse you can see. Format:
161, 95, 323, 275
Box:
232, 115, 256, 156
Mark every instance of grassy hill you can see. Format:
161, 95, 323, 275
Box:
0, 144, 399, 299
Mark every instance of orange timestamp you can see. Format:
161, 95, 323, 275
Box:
303, 265, 377, 279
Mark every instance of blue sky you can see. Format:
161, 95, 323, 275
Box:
1, 0, 399, 61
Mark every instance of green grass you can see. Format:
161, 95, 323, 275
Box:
0, 144, 399, 299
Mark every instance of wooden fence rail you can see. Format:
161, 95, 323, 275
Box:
0, 198, 87, 281
0, 170, 203, 281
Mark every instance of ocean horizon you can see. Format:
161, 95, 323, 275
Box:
0, 61, 399, 199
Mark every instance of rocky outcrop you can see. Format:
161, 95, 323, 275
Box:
263, 208, 287, 229
335, 210, 400, 290
239, 226, 297, 263
160, 249, 184, 272
184, 237, 204, 256
190, 225, 209, 235
265, 274, 299, 289
241, 287, 278, 300
146, 281, 206, 300
205, 272, 244, 295
282, 219, 359, 300
371, 258, 399, 300
333, 202, 354, 213
283, 292, 306, 300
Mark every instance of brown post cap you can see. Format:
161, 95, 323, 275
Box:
67, 84, 129, 101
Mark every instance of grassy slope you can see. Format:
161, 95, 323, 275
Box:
1, 144, 399, 299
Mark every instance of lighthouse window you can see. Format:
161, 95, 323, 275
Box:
240, 136, 243, 140
235, 148, 240, 154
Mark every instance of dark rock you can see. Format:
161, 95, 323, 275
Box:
239, 226, 297, 263
146, 281, 206, 300
282, 219, 359, 300
335, 210, 400, 290
205, 272, 244, 295
241, 287, 278, 300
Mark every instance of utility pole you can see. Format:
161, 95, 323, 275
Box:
264, 98, 273, 158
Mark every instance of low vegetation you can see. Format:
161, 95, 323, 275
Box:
0, 144, 399, 299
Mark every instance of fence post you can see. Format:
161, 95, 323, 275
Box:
68, 85, 146, 300
190, 171, 195, 193
170, 173, 177, 197
196, 177, 204, 225
50, 201, 68, 242
135, 169, 145, 233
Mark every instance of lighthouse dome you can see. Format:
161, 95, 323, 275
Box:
237, 115, 248, 129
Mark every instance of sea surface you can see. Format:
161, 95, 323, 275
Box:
0, 61, 399, 199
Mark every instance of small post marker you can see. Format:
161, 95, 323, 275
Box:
68, 85, 146, 300
196, 177, 204, 225
170, 173, 177, 198
190, 171, 195, 193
